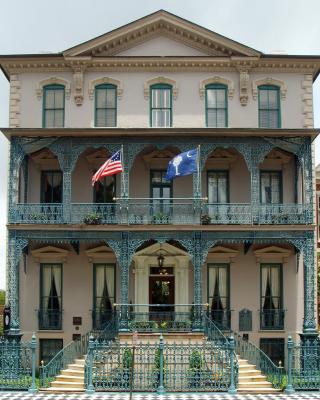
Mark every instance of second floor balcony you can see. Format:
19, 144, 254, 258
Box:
9, 200, 312, 225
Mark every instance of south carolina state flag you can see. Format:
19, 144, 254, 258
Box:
165, 149, 198, 180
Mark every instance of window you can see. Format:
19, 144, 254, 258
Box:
260, 171, 282, 204
208, 263, 230, 329
260, 263, 284, 330
258, 85, 281, 128
40, 263, 62, 330
150, 170, 172, 221
40, 339, 63, 365
41, 171, 63, 203
93, 175, 116, 203
260, 338, 285, 366
94, 84, 117, 127
205, 84, 227, 127
150, 84, 172, 127
207, 171, 229, 203
43, 84, 65, 128
93, 263, 115, 329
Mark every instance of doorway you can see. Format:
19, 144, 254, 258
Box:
149, 275, 175, 317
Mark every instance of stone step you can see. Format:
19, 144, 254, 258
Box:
119, 332, 205, 344
238, 381, 273, 388
237, 388, 281, 393
41, 388, 85, 393
74, 359, 85, 365
62, 369, 85, 376
238, 375, 267, 381
50, 381, 85, 389
68, 364, 85, 370
238, 369, 262, 376
55, 375, 84, 382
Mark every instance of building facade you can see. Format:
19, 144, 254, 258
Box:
1, 10, 319, 370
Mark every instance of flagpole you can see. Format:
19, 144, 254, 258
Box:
121, 144, 125, 198
197, 145, 201, 198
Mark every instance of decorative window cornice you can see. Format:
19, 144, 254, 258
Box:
88, 77, 123, 100
254, 245, 291, 263
199, 76, 235, 99
36, 77, 71, 100
31, 245, 69, 262
252, 78, 287, 100
144, 76, 178, 100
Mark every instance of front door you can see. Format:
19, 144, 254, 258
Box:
149, 275, 175, 318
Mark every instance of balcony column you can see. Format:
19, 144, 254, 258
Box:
301, 235, 318, 342
8, 139, 26, 223
6, 232, 28, 337
192, 232, 203, 331
300, 139, 314, 224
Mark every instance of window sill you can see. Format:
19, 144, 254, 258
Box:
258, 330, 285, 333
37, 330, 64, 333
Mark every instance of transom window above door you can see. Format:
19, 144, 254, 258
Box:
150, 84, 172, 127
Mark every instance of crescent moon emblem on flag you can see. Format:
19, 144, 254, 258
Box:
186, 151, 193, 158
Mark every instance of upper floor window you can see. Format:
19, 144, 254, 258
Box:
41, 171, 63, 203
207, 171, 229, 203
95, 84, 117, 127
260, 171, 282, 204
205, 84, 228, 127
93, 175, 116, 203
43, 84, 65, 128
150, 84, 172, 127
258, 85, 281, 128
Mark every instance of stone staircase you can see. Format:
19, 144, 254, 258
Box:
41, 333, 281, 394
41, 357, 85, 393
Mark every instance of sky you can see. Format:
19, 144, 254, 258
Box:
0, 0, 319, 290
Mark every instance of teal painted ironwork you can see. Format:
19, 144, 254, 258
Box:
87, 335, 234, 392
285, 336, 295, 394
228, 336, 237, 394
85, 335, 95, 394
157, 334, 165, 394
28, 333, 37, 393
259, 309, 285, 330
9, 201, 313, 225
290, 337, 320, 390
0, 337, 34, 390
40, 339, 84, 388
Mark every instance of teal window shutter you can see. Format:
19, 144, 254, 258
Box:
43, 84, 65, 128
95, 84, 117, 127
150, 84, 172, 127
205, 84, 228, 127
258, 85, 281, 128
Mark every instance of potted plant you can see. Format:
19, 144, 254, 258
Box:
120, 347, 133, 388
83, 213, 102, 225
201, 214, 211, 225
188, 350, 204, 388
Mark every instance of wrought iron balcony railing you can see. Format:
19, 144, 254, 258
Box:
208, 309, 232, 331
260, 309, 285, 330
9, 201, 312, 225
38, 309, 63, 330
91, 309, 115, 330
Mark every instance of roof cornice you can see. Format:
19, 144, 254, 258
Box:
1, 127, 318, 140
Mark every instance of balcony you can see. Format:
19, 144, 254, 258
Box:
38, 309, 62, 330
9, 201, 312, 225
260, 309, 285, 330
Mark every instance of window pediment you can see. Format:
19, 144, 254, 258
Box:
36, 77, 71, 99
252, 78, 287, 100
88, 77, 123, 100
144, 76, 178, 100
207, 245, 239, 262
30, 149, 59, 169
85, 245, 114, 262
143, 149, 176, 168
199, 76, 234, 99
254, 246, 291, 263
31, 246, 69, 262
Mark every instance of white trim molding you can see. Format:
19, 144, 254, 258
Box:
199, 76, 235, 99
36, 77, 71, 100
144, 76, 178, 100
252, 77, 287, 100
85, 245, 115, 262
88, 77, 123, 100
253, 245, 291, 265
31, 245, 69, 263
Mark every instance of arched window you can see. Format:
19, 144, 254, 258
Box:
94, 84, 117, 127
205, 84, 228, 127
258, 85, 281, 128
42, 84, 65, 128
150, 83, 172, 127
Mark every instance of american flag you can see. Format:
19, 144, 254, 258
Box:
91, 150, 123, 186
